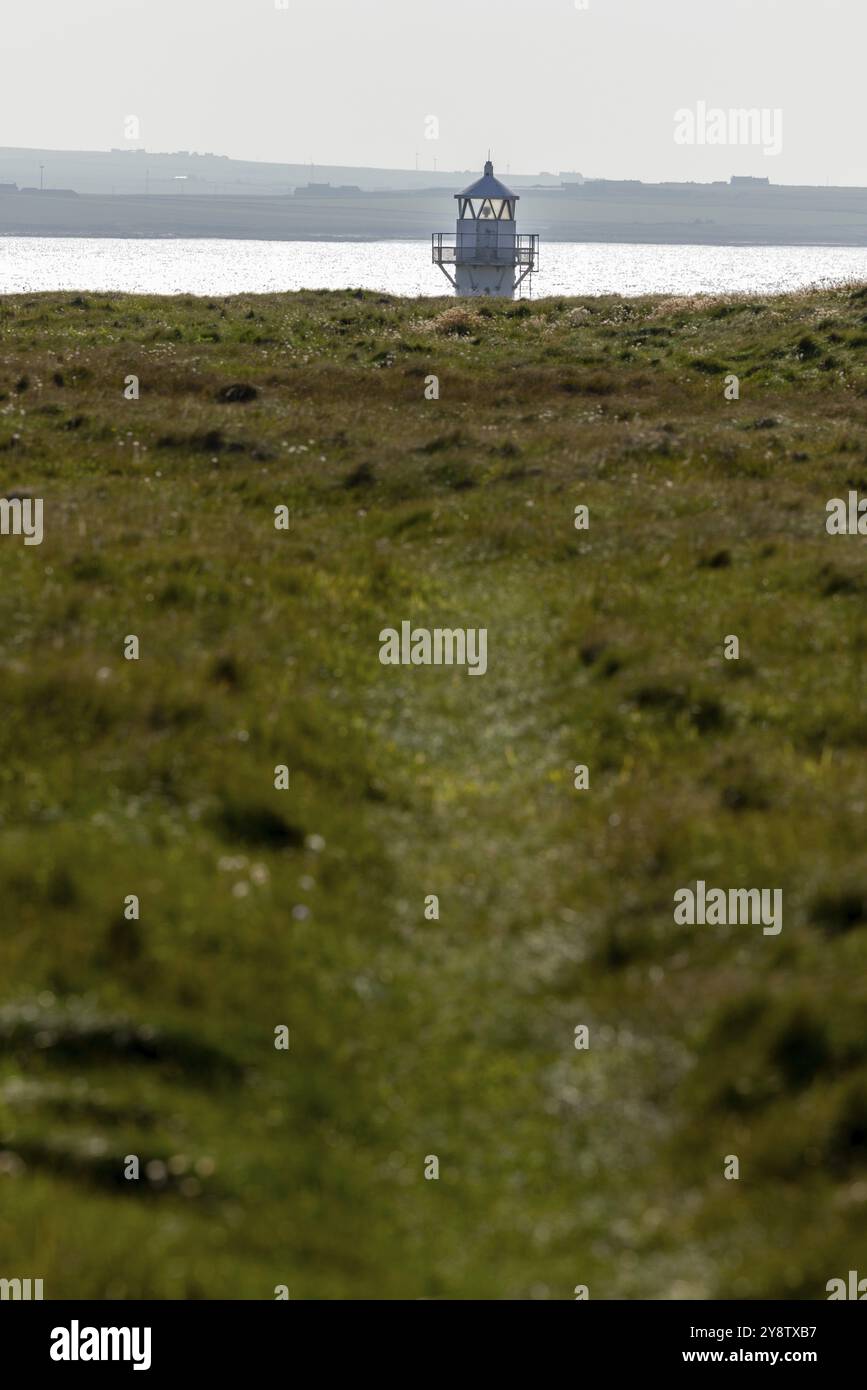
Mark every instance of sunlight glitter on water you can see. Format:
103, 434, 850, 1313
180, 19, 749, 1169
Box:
2, 237, 867, 298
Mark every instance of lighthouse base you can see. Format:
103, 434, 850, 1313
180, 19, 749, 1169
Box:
455, 264, 517, 299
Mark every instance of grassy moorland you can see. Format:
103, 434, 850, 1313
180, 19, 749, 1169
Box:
0, 284, 866, 1300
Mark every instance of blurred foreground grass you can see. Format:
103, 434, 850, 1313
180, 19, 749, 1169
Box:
1, 284, 866, 1298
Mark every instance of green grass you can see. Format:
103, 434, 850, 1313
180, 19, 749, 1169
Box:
1, 283, 866, 1299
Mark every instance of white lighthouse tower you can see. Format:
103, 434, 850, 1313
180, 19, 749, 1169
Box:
432, 159, 539, 299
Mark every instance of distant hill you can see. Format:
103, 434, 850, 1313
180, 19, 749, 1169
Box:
0, 146, 561, 197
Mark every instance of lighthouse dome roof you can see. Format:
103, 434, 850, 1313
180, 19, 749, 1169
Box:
456, 160, 518, 202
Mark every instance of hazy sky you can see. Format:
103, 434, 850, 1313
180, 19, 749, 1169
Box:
3, 0, 865, 184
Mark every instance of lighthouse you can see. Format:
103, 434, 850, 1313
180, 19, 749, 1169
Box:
432, 160, 539, 299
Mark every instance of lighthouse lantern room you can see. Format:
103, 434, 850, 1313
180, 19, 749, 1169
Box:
432, 160, 539, 299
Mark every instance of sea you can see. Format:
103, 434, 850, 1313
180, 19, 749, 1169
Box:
2, 237, 867, 298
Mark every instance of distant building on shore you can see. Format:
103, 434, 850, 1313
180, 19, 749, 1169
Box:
18, 187, 78, 197
295, 182, 361, 196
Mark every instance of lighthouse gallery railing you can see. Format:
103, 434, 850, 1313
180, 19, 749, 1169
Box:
432, 233, 540, 269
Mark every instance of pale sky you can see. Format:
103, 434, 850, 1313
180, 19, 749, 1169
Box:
2, 0, 864, 185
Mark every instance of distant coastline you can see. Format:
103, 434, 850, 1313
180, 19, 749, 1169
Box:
2, 148, 866, 246
1, 187, 866, 247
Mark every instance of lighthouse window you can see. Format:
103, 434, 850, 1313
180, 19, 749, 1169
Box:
458, 195, 514, 219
